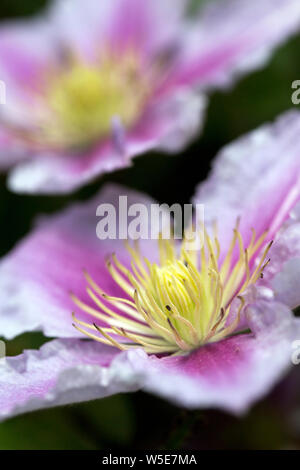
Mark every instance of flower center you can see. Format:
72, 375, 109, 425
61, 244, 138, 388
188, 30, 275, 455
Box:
72, 224, 272, 355
151, 262, 196, 315
37, 51, 149, 149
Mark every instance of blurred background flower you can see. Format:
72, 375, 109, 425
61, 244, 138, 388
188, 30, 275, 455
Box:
0, 0, 299, 193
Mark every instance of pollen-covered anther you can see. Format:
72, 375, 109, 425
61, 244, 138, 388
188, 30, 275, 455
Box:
72, 224, 272, 355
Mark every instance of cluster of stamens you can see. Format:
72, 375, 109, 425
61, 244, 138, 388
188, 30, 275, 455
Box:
72, 224, 272, 355
10, 49, 150, 150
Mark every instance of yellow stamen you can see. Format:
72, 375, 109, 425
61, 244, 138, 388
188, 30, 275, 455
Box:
32, 49, 149, 149
72, 225, 272, 355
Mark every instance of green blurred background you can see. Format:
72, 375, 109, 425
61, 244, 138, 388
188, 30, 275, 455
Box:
0, 0, 300, 449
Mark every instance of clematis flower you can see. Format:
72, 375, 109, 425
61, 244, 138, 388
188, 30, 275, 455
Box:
0, 110, 300, 420
1, 0, 300, 193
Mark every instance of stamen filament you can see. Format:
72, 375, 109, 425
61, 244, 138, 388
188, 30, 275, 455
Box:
72, 222, 273, 354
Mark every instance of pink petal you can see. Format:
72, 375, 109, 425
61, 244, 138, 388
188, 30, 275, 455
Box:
0, 128, 30, 170
1, 291, 298, 420
0, 338, 140, 422
48, 0, 116, 60
167, 0, 300, 91
137, 295, 300, 414
0, 184, 160, 339
105, 0, 188, 57
0, 19, 54, 91
193, 110, 300, 257
50, 0, 188, 60
261, 203, 300, 309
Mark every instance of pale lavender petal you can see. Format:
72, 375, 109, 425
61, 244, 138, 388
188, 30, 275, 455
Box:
193, 110, 300, 256
51, 0, 188, 60
135, 294, 300, 414
7, 142, 131, 195
0, 338, 142, 421
8, 90, 205, 194
261, 203, 300, 309
0, 184, 160, 339
0, 128, 30, 169
0, 18, 56, 164
106, 0, 188, 57
169, 0, 300, 91
49, 0, 115, 59
0, 18, 54, 90
1, 293, 297, 420
0, 293, 298, 419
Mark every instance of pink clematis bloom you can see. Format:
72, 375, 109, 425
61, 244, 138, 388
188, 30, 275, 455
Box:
0, 0, 300, 193
0, 110, 300, 420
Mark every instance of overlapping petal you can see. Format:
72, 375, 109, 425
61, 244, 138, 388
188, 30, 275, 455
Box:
0, 18, 54, 90
50, 0, 189, 59
171, 0, 300, 91
0, 129, 30, 169
193, 110, 300, 258
0, 291, 298, 420
0, 185, 161, 339
0, 339, 140, 421
139, 292, 300, 414
262, 203, 300, 309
